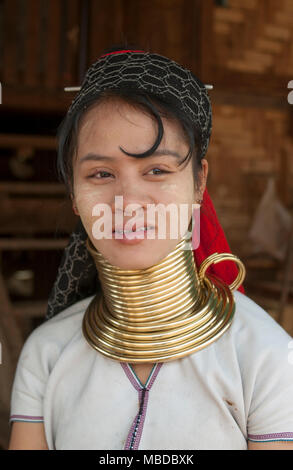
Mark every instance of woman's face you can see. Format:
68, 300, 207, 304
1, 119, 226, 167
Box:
72, 98, 208, 270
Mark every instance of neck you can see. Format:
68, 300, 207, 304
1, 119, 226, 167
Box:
88, 235, 201, 321
82, 234, 237, 363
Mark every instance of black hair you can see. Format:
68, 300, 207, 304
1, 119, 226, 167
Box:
56, 45, 203, 198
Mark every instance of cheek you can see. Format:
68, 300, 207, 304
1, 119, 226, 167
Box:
73, 172, 107, 209
159, 180, 195, 205
159, 183, 178, 192
74, 188, 104, 211
73, 184, 111, 232
156, 181, 196, 237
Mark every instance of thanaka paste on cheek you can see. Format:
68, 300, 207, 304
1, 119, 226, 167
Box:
74, 188, 104, 209
74, 189, 109, 235
160, 183, 178, 192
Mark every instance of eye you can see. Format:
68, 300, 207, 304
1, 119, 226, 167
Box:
148, 168, 171, 175
88, 170, 113, 179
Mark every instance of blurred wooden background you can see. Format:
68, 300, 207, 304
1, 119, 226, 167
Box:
0, 0, 293, 449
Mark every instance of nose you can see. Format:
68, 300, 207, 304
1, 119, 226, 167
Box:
110, 178, 154, 225
111, 179, 153, 212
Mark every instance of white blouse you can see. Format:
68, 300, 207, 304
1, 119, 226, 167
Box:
9, 290, 293, 450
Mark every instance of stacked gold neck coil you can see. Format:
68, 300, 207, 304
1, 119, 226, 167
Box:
82, 235, 245, 363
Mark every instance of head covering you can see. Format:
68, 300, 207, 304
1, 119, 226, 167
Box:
46, 49, 245, 320
63, 49, 212, 162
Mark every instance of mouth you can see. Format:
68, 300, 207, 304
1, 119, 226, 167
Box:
112, 223, 156, 242
112, 221, 155, 234
112, 226, 154, 234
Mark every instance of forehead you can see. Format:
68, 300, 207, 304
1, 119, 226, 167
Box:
76, 97, 188, 154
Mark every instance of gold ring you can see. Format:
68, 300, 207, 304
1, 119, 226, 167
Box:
198, 252, 246, 292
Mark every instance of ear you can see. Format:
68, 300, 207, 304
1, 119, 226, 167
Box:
194, 158, 208, 202
198, 159, 208, 192
70, 192, 80, 216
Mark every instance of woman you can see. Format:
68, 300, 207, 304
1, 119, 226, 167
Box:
8, 47, 293, 450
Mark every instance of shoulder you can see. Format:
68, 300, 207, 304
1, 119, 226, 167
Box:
29, 295, 95, 341
228, 290, 292, 368
18, 295, 95, 372
230, 292, 293, 439
232, 289, 291, 341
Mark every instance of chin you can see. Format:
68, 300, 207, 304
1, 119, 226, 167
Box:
103, 253, 159, 271
90, 237, 180, 271
106, 243, 179, 271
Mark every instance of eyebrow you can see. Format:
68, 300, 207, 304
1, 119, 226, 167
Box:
78, 149, 182, 165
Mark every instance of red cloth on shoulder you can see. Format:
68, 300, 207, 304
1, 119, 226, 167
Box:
193, 188, 245, 294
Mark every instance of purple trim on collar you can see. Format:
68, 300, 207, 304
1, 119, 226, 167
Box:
248, 432, 293, 441
10, 414, 44, 422
120, 362, 163, 391
120, 362, 141, 391
121, 362, 163, 450
147, 363, 163, 390
124, 388, 150, 450
134, 389, 150, 449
